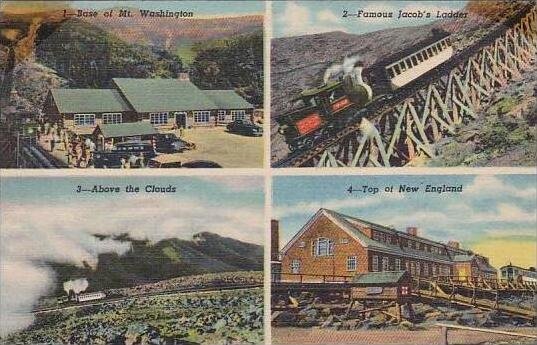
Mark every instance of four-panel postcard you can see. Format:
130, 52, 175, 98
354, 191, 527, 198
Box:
0, 1, 535, 345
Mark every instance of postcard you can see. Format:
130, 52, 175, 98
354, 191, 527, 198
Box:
270, 1, 536, 168
0, 174, 265, 344
271, 174, 537, 344
0, 0, 264, 168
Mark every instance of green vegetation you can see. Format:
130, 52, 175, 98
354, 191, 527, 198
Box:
189, 31, 264, 106
6, 288, 263, 345
429, 95, 536, 167
49, 233, 263, 296
36, 19, 183, 88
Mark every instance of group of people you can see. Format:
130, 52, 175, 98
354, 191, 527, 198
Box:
36, 121, 96, 168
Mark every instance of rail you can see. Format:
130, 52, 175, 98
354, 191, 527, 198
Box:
272, 272, 353, 283
274, 4, 537, 167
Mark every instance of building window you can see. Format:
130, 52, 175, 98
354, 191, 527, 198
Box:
340, 238, 348, 244
372, 255, 379, 272
416, 262, 421, 276
217, 110, 226, 122
373, 232, 380, 241
231, 110, 246, 121
395, 258, 402, 271
386, 235, 392, 244
298, 241, 305, 248
74, 114, 95, 126
102, 113, 122, 124
194, 111, 210, 123
150, 112, 169, 125
401, 286, 409, 295
410, 262, 416, 276
347, 256, 357, 271
291, 260, 300, 274
382, 257, 389, 271
423, 263, 429, 276
314, 238, 334, 256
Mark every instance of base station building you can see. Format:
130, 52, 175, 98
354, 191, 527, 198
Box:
278, 209, 496, 281
43, 77, 254, 135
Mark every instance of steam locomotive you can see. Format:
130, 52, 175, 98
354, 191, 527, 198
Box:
276, 30, 453, 152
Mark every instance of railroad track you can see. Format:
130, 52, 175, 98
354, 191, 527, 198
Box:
273, 4, 537, 168
33, 283, 263, 314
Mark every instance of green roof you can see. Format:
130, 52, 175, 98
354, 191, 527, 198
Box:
113, 78, 218, 113
51, 89, 131, 114
352, 271, 408, 285
95, 122, 157, 138
204, 90, 252, 110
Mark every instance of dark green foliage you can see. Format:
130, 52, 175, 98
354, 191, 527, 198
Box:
49, 233, 263, 295
35, 19, 183, 88
189, 31, 263, 106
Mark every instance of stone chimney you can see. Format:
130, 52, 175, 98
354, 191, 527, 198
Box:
406, 226, 418, 236
271, 219, 280, 261
447, 241, 460, 249
178, 72, 190, 81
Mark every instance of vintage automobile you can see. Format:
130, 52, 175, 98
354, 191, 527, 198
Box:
93, 141, 156, 168
148, 155, 222, 168
226, 119, 263, 136
154, 133, 195, 153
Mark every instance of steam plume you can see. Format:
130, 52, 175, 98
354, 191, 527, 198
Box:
63, 278, 89, 294
323, 55, 362, 83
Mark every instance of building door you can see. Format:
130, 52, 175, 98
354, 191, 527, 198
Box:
175, 112, 187, 128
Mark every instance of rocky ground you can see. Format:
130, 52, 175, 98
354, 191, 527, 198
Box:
270, 1, 530, 163
5, 287, 263, 345
272, 293, 536, 332
420, 67, 537, 167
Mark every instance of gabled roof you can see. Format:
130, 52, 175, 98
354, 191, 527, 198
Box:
281, 208, 454, 265
352, 271, 409, 285
94, 122, 157, 138
51, 89, 131, 114
204, 90, 252, 110
324, 209, 455, 264
113, 78, 218, 113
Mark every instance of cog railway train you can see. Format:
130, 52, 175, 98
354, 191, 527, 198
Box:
276, 29, 453, 152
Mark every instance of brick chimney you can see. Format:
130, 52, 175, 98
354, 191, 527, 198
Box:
406, 226, 418, 236
271, 219, 280, 261
178, 72, 190, 81
447, 241, 460, 249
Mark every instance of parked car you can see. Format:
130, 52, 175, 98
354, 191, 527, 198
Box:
148, 156, 222, 168
93, 141, 156, 168
226, 119, 263, 136
181, 160, 222, 168
154, 133, 195, 153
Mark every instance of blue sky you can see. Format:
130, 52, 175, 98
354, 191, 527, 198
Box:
273, 174, 536, 268
272, 1, 467, 37
1, 175, 264, 244
1, 1, 263, 16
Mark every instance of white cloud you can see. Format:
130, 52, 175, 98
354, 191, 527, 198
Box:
465, 175, 536, 200
469, 203, 537, 224
317, 9, 339, 23
0, 195, 263, 335
279, 1, 346, 37
274, 192, 404, 218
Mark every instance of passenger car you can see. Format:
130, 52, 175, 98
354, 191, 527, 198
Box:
93, 141, 156, 168
154, 133, 195, 153
226, 119, 263, 136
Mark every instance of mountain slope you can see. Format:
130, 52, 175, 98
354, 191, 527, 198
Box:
49, 232, 263, 294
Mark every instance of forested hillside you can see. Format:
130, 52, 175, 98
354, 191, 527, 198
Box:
190, 31, 263, 106
35, 19, 184, 88
49, 232, 263, 295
